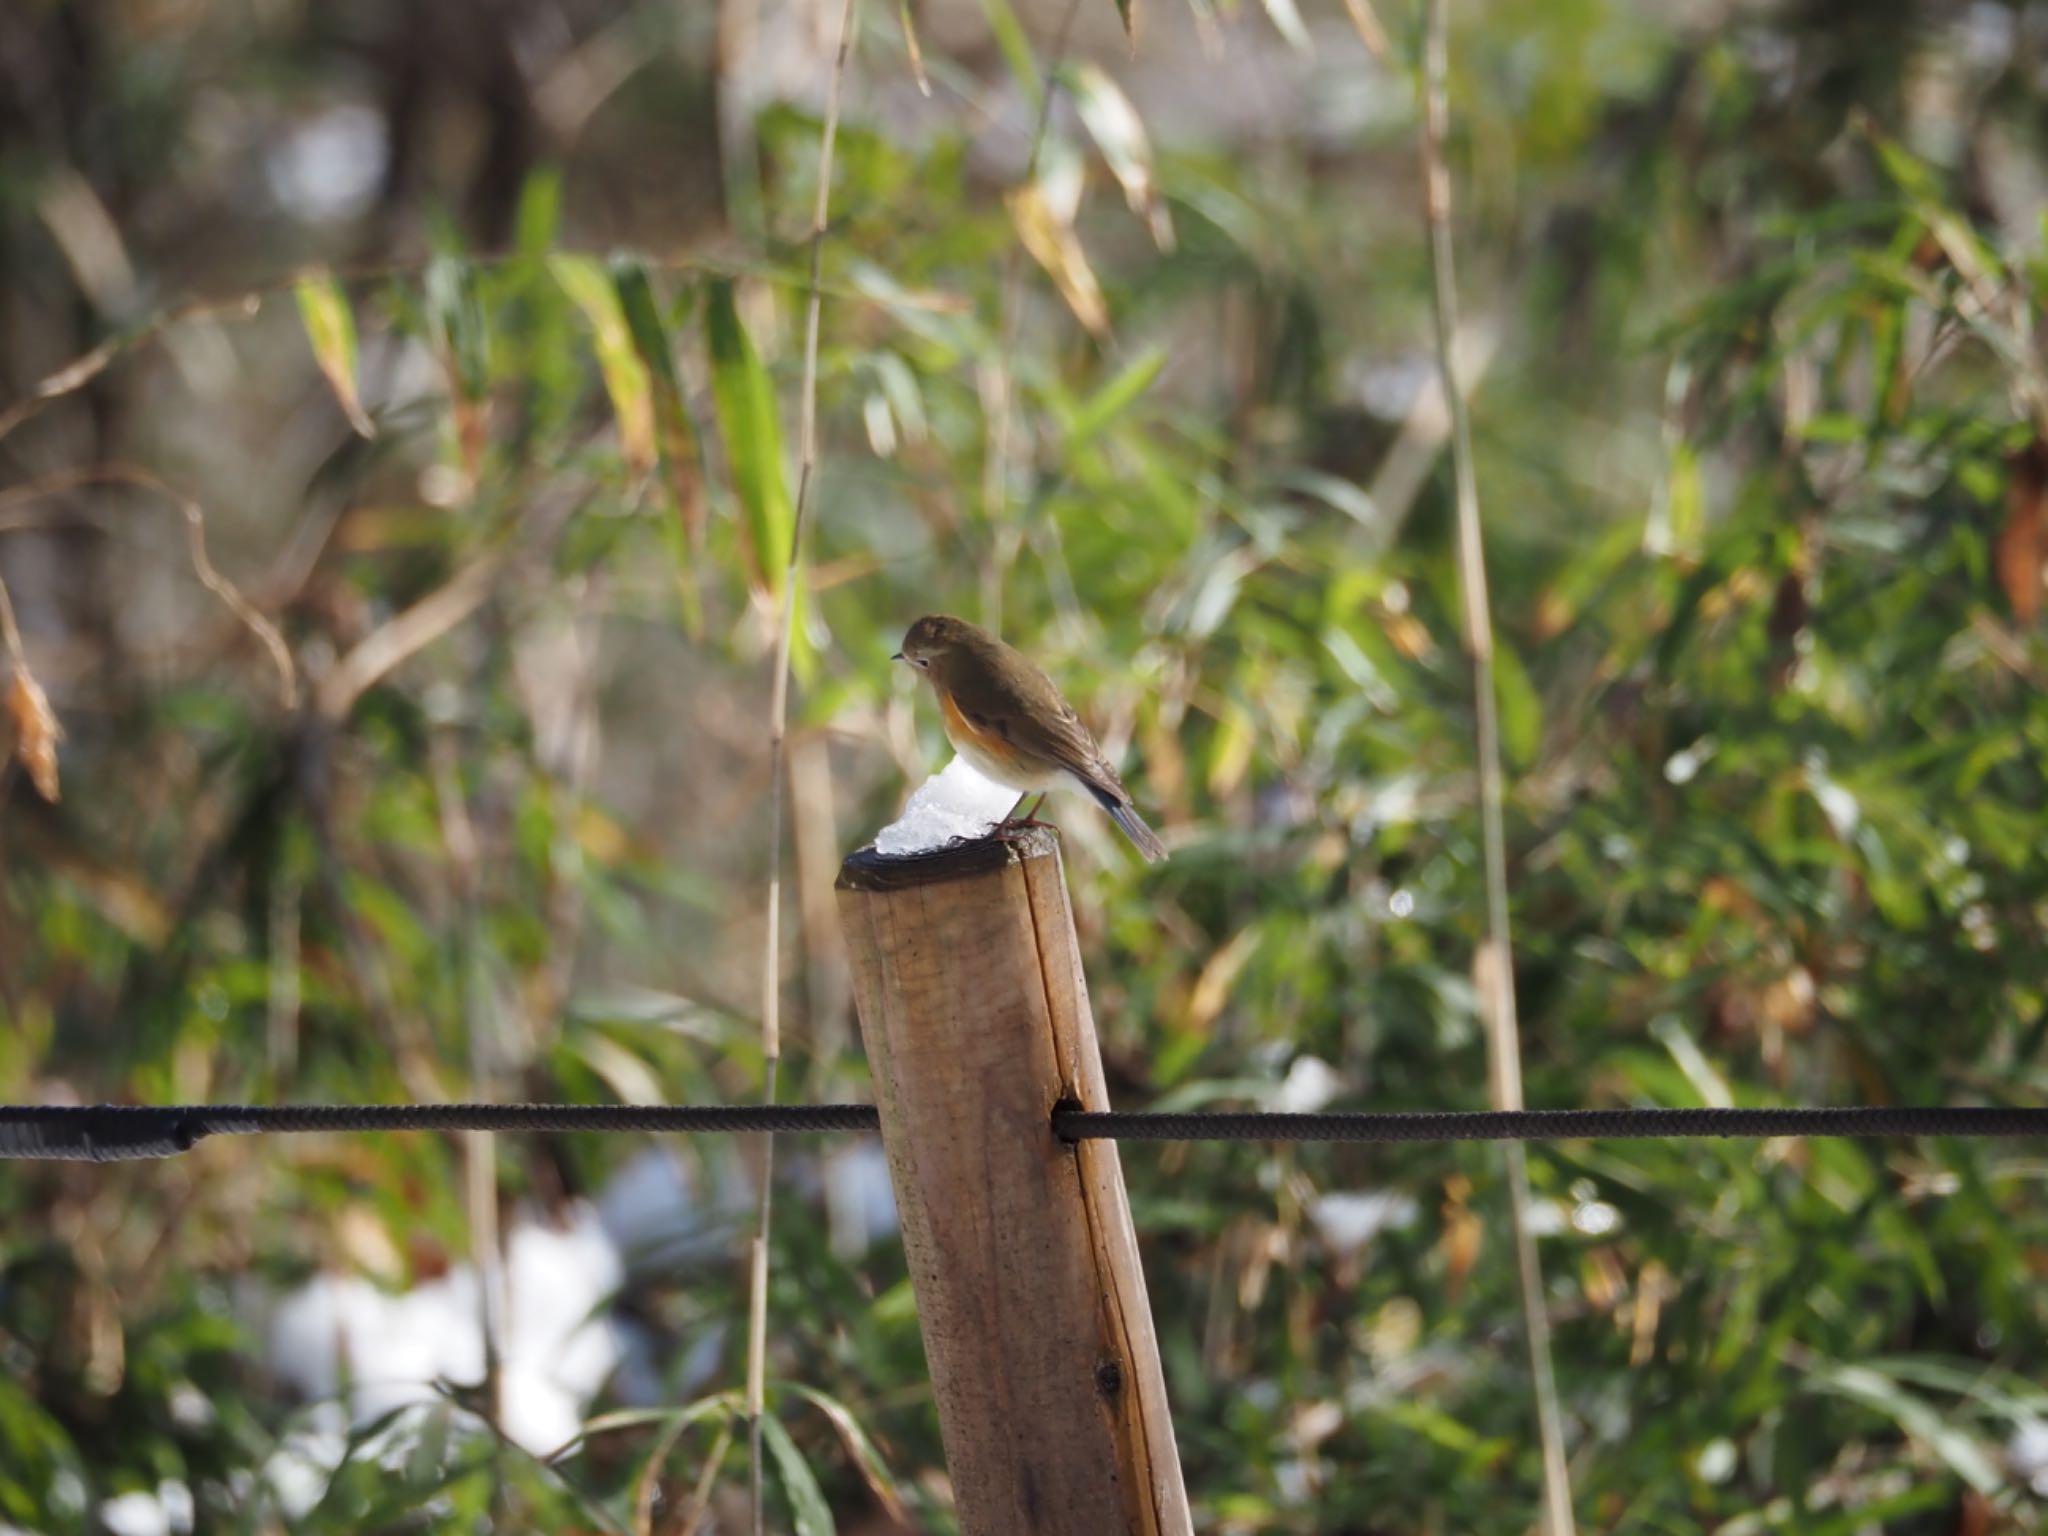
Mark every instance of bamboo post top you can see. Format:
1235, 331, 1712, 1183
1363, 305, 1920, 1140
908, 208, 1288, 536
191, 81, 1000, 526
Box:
835, 824, 1060, 892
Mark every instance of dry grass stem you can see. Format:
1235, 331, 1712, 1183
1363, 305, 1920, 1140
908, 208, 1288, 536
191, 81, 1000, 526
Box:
747, 0, 860, 1529
1420, 1, 1576, 1530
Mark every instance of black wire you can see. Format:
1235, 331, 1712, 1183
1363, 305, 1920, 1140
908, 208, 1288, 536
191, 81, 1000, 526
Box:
1052, 1105, 2048, 1143
0, 1103, 881, 1162
5, 1101, 2048, 1162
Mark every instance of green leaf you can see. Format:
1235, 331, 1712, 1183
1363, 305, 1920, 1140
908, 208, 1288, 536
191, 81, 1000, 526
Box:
1066, 346, 1166, 447
786, 1384, 908, 1524
1651, 440, 1702, 557
760, 1410, 834, 1536
1807, 1363, 2003, 1494
575, 1394, 737, 1443
977, 0, 1043, 113
425, 253, 491, 482
704, 279, 794, 597
1278, 469, 1384, 537
515, 168, 563, 258
1860, 114, 1940, 201
612, 257, 708, 541
1491, 637, 1542, 769
425, 253, 490, 404
867, 351, 927, 446
295, 270, 374, 438
550, 254, 656, 476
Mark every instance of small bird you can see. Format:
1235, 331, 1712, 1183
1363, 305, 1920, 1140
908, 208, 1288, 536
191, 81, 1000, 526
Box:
894, 614, 1168, 862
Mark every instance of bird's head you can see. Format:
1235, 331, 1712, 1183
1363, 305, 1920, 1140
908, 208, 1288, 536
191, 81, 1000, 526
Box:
893, 614, 982, 685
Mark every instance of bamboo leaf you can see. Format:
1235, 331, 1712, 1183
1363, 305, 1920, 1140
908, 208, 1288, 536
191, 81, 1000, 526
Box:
426, 254, 490, 402
760, 1410, 834, 1536
1492, 637, 1542, 769
862, 392, 896, 457
785, 1384, 908, 1524
1258, 0, 1312, 50
1340, 0, 1390, 58
704, 279, 794, 597
426, 254, 491, 480
6, 669, 62, 803
1007, 182, 1110, 337
978, 0, 1043, 110
1062, 63, 1174, 251
1066, 345, 1166, 446
1647, 440, 1703, 559
1807, 1363, 2003, 1494
897, 0, 931, 95
868, 351, 927, 446
515, 168, 563, 258
551, 254, 657, 476
612, 257, 707, 543
294, 270, 375, 438
1534, 516, 1641, 639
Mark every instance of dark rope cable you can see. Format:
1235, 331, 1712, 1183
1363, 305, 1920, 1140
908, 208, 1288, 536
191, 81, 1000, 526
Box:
1050, 1104, 2048, 1143
5, 1101, 2048, 1162
0, 1103, 881, 1162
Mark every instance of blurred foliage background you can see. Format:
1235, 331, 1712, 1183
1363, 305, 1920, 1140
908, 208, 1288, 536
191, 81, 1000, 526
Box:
3, 0, 2048, 1530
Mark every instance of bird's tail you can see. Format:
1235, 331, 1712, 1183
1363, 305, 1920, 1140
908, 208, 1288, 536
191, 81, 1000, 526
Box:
1091, 790, 1168, 863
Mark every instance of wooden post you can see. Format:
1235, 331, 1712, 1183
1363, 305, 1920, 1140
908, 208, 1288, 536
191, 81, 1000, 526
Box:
837, 828, 1192, 1536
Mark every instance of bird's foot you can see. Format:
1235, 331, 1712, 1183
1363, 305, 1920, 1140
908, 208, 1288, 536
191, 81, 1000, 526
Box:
994, 814, 1056, 839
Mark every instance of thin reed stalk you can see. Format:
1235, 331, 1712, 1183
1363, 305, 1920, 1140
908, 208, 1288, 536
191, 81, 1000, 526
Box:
747, 0, 860, 1530
1418, 3, 1576, 1532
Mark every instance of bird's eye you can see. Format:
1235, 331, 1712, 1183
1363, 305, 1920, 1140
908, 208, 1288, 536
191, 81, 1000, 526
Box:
916, 657, 931, 670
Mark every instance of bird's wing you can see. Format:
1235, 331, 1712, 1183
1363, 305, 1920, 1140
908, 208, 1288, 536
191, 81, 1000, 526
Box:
968, 656, 1133, 805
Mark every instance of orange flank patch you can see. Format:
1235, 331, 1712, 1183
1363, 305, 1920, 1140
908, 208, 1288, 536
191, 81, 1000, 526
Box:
939, 688, 1012, 762
938, 688, 1057, 791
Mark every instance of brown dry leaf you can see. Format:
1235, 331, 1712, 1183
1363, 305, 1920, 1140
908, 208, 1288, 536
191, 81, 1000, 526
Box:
1629, 1259, 1672, 1366
337, 1205, 405, 1283
7, 669, 62, 801
1997, 438, 2048, 625
1235, 1217, 1279, 1310
1581, 1246, 1626, 1313
1440, 1174, 1482, 1300
1761, 966, 1816, 1035
1700, 875, 1762, 921
897, 0, 931, 95
1955, 1488, 1994, 1536
1006, 183, 1110, 337
1767, 569, 1808, 651
76, 1279, 126, 1397
1383, 608, 1435, 661
1341, 0, 1390, 58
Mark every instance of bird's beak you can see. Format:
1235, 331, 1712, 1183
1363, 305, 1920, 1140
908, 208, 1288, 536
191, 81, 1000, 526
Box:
890, 652, 904, 663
